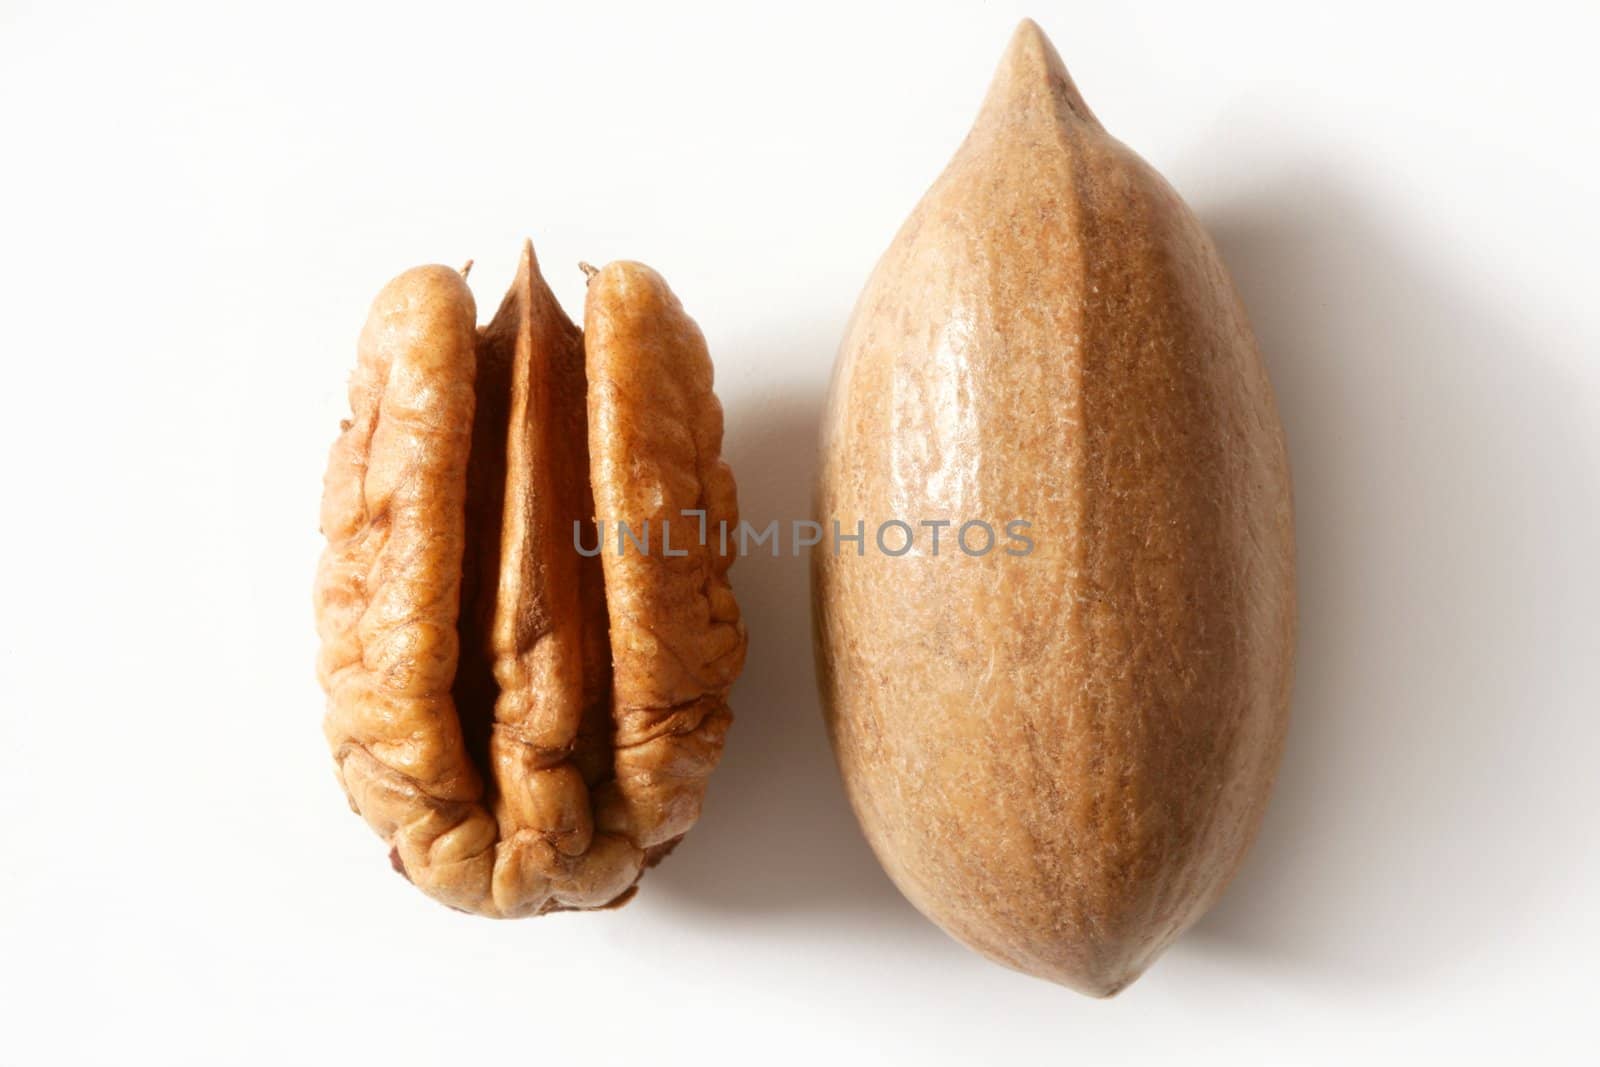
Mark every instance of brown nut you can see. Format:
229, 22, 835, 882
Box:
315, 240, 745, 917
813, 21, 1295, 994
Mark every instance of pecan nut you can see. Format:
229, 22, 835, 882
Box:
315, 240, 745, 917
813, 21, 1294, 994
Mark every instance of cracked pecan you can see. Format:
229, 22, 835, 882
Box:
315, 240, 745, 917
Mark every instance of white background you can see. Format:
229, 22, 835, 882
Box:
3, 0, 1598, 1062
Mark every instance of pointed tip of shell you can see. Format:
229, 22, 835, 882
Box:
978, 18, 1098, 131
1000, 18, 1068, 85
1078, 965, 1145, 999
1008, 948, 1149, 999
1006, 17, 1053, 61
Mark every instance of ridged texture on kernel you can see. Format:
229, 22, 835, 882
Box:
316, 244, 745, 917
585, 262, 746, 849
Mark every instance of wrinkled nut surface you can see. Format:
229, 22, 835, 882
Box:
316, 241, 745, 917
813, 21, 1295, 994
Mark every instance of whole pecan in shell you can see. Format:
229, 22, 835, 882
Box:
316, 241, 745, 917
813, 21, 1295, 994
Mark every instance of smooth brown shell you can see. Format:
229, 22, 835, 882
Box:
813, 20, 1295, 994
315, 245, 744, 917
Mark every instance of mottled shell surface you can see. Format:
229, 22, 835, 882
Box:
813, 21, 1295, 995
